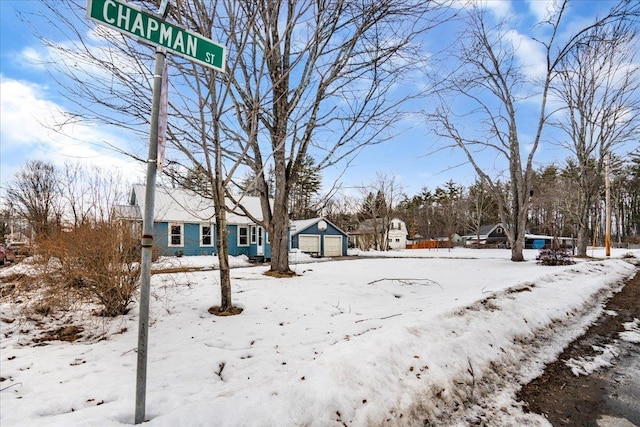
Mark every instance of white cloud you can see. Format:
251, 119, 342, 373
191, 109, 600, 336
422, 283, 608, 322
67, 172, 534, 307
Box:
527, 0, 562, 22
0, 76, 144, 188
505, 29, 547, 79
452, 0, 514, 19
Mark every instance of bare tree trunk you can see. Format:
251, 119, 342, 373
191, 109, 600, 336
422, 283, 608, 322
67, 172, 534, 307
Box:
214, 206, 233, 311
576, 204, 591, 257
212, 132, 234, 312
269, 160, 292, 274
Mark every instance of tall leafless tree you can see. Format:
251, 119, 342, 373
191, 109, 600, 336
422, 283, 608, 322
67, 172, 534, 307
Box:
463, 179, 495, 244
357, 172, 404, 250
217, 0, 448, 273
5, 160, 63, 240
60, 162, 127, 227
550, 19, 640, 257
429, 1, 638, 261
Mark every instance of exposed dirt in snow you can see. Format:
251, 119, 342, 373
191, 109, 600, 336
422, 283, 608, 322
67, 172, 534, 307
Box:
518, 269, 640, 426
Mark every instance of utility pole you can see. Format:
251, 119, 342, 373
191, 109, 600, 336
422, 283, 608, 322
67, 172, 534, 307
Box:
605, 152, 611, 257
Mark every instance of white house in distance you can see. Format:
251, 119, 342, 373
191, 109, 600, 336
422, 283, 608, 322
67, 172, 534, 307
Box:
350, 217, 408, 250
387, 217, 408, 249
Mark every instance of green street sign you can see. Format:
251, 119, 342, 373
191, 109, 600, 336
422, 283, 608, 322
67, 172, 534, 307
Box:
87, 0, 226, 71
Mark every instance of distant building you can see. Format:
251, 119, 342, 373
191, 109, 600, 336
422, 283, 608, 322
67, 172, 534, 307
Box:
349, 217, 407, 250
290, 217, 348, 257
463, 224, 508, 247
463, 223, 575, 249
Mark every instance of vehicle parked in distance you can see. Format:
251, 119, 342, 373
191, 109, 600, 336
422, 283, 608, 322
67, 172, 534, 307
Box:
0, 245, 15, 265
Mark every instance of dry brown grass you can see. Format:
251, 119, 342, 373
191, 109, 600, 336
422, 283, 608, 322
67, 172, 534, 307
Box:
263, 269, 299, 278
208, 305, 244, 316
30, 222, 141, 317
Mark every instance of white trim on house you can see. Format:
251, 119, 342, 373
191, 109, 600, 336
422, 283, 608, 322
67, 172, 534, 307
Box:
168, 223, 184, 247
250, 225, 258, 244
290, 217, 348, 236
237, 225, 250, 247
200, 223, 214, 247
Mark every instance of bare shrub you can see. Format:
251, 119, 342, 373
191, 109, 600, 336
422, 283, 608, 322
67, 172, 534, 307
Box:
536, 248, 576, 266
35, 222, 140, 316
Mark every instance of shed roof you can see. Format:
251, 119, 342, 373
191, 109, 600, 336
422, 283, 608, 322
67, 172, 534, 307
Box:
290, 217, 347, 236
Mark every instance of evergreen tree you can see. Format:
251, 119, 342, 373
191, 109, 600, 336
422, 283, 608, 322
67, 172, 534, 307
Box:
289, 156, 322, 219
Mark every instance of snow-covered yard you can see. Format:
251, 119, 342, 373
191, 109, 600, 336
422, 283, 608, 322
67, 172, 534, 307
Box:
1, 248, 638, 426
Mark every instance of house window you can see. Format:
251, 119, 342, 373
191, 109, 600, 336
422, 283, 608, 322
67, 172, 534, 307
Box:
168, 223, 183, 247
250, 226, 257, 244
201, 224, 213, 246
395, 238, 400, 242
496, 226, 503, 234
238, 226, 249, 247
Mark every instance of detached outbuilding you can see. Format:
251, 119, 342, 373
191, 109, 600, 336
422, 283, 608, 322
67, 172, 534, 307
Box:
290, 217, 348, 257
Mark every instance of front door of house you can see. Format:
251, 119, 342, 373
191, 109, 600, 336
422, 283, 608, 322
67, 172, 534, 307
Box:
256, 226, 264, 256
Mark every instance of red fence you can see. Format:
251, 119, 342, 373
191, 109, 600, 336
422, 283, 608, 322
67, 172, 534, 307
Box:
406, 240, 453, 249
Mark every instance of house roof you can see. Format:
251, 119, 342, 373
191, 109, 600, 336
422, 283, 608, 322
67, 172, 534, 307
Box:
351, 217, 405, 235
127, 185, 265, 224
462, 223, 503, 240
290, 217, 347, 236
113, 204, 141, 220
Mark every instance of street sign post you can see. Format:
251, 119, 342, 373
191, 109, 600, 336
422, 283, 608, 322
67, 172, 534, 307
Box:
87, 0, 226, 71
86, 0, 227, 423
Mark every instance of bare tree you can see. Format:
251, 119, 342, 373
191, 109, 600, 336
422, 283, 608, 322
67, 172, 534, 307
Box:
322, 193, 359, 234
31, 0, 250, 314
357, 173, 404, 250
60, 162, 127, 227
550, 19, 640, 256
429, 1, 638, 261
433, 180, 464, 243
5, 160, 62, 240
219, 0, 448, 273
463, 179, 496, 244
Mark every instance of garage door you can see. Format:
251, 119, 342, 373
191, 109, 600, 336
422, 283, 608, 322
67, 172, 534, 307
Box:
323, 236, 343, 257
299, 235, 320, 254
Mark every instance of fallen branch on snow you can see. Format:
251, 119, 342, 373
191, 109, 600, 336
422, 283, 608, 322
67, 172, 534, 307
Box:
368, 278, 443, 289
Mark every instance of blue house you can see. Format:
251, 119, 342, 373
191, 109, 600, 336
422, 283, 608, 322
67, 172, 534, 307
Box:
290, 217, 348, 257
119, 185, 272, 259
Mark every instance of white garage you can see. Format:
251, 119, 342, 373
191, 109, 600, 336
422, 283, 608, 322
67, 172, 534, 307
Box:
323, 236, 343, 257
298, 235, 320, 255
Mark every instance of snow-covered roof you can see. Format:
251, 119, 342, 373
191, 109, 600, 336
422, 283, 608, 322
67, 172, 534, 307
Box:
462, 223, 502, 240
112, 204, 141, 221
290, 217, 347, 236
351, 217, 405, 235
129, 185, 265, 224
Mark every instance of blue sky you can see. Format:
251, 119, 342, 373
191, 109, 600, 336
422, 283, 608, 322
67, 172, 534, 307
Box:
0, 0, 633, 202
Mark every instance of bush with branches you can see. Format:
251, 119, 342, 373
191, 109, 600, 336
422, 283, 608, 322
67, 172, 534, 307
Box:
35, 221, 140, 316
